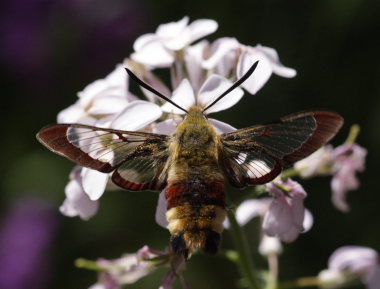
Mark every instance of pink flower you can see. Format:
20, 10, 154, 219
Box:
295, 143, 367, 212
318, 246, 380, 289
89, 246, 168, 289
89, 246, 188, 289
294, 145, 334, 178
229, 180, 313, 255
330, 144, 367, 212
263, 179, 307, 242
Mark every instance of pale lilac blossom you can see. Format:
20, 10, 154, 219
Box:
318, 246, 380, 289
228, 182, 313, 255
263, 179, 307, 242
330, 144, 367, 212
132, 16, 217, 67
89, 246, 187, 289
89, 246, 166, 288
237, 44, 297, 94
227, 187, 313, 235
294, 145, 334, 178
184, 40, 209, 91
294, 143, 367, 212
58, 64, 137, 124
203, 39, 296, 94
59, 166, 99, 220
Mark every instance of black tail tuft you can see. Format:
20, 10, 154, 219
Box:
171, 234, 189, 259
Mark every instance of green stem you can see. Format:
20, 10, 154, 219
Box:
281, 168, 301, 179
267, 254, 279, 289
75, 258, 104, 271
345, 124, 360, 144
227, 211, 261, 289
278, 277, 320, 289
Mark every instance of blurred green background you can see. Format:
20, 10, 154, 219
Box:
1, 0, 380, 288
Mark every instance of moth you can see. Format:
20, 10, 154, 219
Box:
37, 61, 343, 259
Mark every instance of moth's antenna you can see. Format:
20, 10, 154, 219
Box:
202, 61, 259, 113
125, 68, 188, 114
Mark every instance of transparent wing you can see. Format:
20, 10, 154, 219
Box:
37, 123, 171, 191
220, 111, 343, 188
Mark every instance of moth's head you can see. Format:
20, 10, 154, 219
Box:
124, 61, 259, 117
185, 106, 206, 121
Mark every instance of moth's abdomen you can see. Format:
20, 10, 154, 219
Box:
165, 180, 226, 258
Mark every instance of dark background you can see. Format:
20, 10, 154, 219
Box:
1, 0, 379, 288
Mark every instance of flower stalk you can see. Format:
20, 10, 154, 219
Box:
75, 258, 104, 271
344, 124, 360, 144
227, 210, 261, 289
278, 277, 320, 289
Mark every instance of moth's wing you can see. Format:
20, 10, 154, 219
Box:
219, 111, 343, 188
37, 123, 171, 191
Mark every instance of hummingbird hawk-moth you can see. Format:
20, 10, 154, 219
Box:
37, 62, 343, 259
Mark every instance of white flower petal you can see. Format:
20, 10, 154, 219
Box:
235, 198, 271, 226
133, 33, 159, 51
86, 95, 129, 115
59, 178, 99, 220
303, 209, 314, 232
78, 64, 129, 106
57, 104, 84, 123
188, 19, 218, 43
161, 79, 196, 114
156, 16, 190, 51
153, 118, 182, 135
237, 51, 273, 95
81, 168, 109, 201
208, 118, 236, 133
105, 64, 129, 89
255, 45, 296, 78
78, 79, 108, 107
185, 40, 209, 91
164, 30, 191, 51
131, 41, 174, 67
259, 235, 283, 256
94, 115, 115, 128
203, 37, 239, 70
156, 16, 189, 38
199, 75, 244, 113
111, 100, 162, 130
318, 269, 347, 287
155, 190, 168, 229
88, 283, 107, 289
